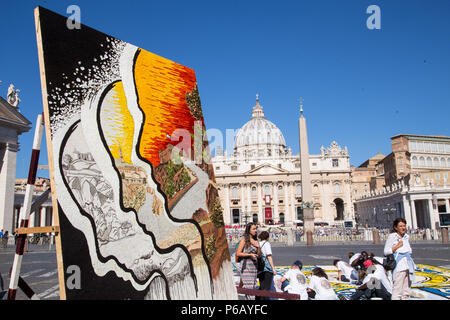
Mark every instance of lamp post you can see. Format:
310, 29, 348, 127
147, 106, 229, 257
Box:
383, 203, 397, 228
242, 211, 251, 227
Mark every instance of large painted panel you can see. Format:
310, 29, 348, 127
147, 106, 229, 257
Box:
35, 6, 236, 300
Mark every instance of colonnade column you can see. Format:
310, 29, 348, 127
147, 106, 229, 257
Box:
402, 195, 412, 227
40, 207, 47, 227
410, 199, 417, 229
428, 198, 437, 230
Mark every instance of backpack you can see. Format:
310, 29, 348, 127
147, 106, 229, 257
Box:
257, 242, 273, 274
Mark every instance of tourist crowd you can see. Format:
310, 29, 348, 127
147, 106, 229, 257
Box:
232, 218, 416, 300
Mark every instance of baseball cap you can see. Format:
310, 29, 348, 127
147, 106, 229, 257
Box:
293, 260, 303, 269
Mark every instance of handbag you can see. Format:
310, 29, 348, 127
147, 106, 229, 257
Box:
383, 254, 396, 271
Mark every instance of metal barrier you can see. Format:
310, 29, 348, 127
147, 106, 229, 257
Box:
229, 227, 442, 246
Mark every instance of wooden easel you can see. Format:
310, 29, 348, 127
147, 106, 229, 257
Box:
29, 6, 67, 300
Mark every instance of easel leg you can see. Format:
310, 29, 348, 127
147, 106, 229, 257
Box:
7, 114, 44, 300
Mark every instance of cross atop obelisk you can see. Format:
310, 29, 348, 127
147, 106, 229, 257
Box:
299, 97, 304, 116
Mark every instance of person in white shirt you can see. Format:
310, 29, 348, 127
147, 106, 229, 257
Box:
307, 267, 338, 300
333, 259, 358, 283
257, 231, 276, 300
383, 218, 415, 300
348, 252, 360, 265
280, 260, 308, 300
349, 257, 393, 300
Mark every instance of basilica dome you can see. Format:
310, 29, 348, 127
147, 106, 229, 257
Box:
234, 96, 287, 158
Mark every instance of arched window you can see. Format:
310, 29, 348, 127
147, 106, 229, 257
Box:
441, 158, 446, 168
313, 184, 319, 193
232, 187, 239, 198
412, 156, 418, 167
448, 158, 450, 167
252, 214, 258, 224
419, 156, 425, 166
334, 183, 340, 194
434, 157, 439, 167
264, 185, 271, 195
252, 187, 257, 197
296, 184, 302, 195
278, 186, 283, 196
426, 157, 432, 167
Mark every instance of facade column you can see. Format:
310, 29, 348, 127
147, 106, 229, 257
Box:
0, 143, 19, 232
345, 180, 352, 221
290, 182, 296, 224
224, 185, 231, 225
240, 183, 245, 224
257, 183, 262, 224
284, 182, 290, 222
246, 183, 251, 216
273, 182, 279, 223
410, 199, 418, 230
445, 198, 450, 213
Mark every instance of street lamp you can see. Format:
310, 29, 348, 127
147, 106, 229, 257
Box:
241, 211, 252, 226
383, 203, 397, 225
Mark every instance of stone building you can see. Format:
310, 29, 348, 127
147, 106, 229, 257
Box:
354, 134, 450, 230
351, 152, 385, 199
13, 177, 53, 231
0, 94, 31, 232
212, 97, 353, 227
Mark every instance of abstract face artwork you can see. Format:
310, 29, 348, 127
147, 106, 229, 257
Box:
35, 6, 236, 300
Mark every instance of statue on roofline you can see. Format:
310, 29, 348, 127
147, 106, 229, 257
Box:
7, 84, 21, 107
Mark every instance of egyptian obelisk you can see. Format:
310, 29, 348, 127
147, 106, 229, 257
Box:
298, 98, 314, 245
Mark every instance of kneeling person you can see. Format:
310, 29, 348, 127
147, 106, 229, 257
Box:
280, 260, 308, 300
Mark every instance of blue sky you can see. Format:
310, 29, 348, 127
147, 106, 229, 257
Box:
1, 0, 449, 179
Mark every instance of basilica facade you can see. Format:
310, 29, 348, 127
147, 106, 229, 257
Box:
212, 97, 353, 227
